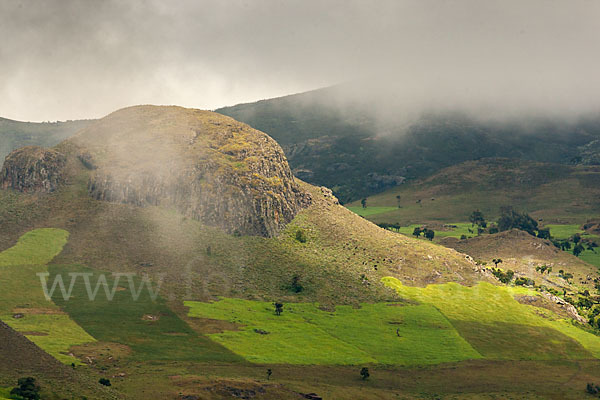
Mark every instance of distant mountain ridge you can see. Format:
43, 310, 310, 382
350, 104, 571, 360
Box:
0, 117, 94, 162
217, 85, 600, 202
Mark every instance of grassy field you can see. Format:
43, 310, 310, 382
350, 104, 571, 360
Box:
186, 298, 480, 365
346, 206, 397, 217
49, 264, 242, 363
0, 388, 13, 400
0, 228, 69, 267
395, 223, 476, 240
0, 229, 95, 364
546, 224, 600, 268
382, 277, 600, 360
347, 159, 600, 225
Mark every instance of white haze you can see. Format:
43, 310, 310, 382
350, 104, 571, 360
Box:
0, 0, 599, 122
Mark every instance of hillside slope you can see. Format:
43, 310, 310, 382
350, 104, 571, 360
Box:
441, 229, 598, 292
0, 105, 487, 306
350, 158, 600, 225
2, 106, 600, 399
216, 85, 600, 202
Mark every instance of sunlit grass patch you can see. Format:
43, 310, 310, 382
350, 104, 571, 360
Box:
346, 206, 397, 217
2, 314, 95, 364
0, 228, 68, 267
185, 298, 480, 365
0, 228, 94, 364
382, 277, 600, 359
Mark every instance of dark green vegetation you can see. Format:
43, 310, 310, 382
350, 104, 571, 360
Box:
0, 117, 92, 162
217, 85, 600, 202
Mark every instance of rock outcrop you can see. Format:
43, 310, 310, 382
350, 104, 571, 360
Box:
68, 105, 310, 237
0, 146, 66, 193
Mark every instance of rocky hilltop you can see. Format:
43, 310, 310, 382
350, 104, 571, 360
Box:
60, 105, 310, 237
0, 146, 66, 193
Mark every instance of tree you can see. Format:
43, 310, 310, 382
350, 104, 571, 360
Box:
11, 377, 40, 400
412, 227, 422, 238
360, 367, 370, 380
537, 228, 551, 240
267, 368, 272, 380
424, 229, 435, 241
274, 302, 284, 316
492, 258, 502, 267
396, 195, 401, 208
586, 382, 600, 394
573, 243, 584, 257
361, 198, 367, 209
469, 210, 486, 227
572, 233, 581, 244
497, 206, 538, 235
99, 378, 111, 387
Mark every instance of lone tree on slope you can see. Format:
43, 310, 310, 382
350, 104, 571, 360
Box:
360, 367, 370, 380
274, 302, 284, 316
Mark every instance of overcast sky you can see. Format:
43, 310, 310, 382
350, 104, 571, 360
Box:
1, 0, 599, 122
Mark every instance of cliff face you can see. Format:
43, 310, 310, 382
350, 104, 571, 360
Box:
0, 146, 66, 193
69, 105, 310, 237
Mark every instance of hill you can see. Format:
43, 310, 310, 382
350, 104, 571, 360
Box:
216, 85, 600, 202
0, 117, 92, 162
348, 158, 600, 225
1, 106, 600, 399
441, 229, 598, 297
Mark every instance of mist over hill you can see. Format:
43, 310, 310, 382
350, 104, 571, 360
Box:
217, 84, 600, 202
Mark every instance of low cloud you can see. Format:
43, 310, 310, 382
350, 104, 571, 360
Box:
1, 0, 599, 121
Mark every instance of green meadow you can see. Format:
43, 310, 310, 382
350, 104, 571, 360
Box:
0, 228, 69, 267
346, 206, 397, 217
186, 298, 480, 365
382, 277, 600, 360
394, 222, 476, 240
0, 228, 94, 364
547, 224, 600, 268
49, 264, 241, 363
0, 388, 14, 400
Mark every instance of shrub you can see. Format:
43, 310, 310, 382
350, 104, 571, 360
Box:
424, 229, 435, 241
99, 378, 111, 387
360, 367, 370, 380
295, 229, 307, 243
290, 275, 303, 293
491, 268, 514, 284
11, 377, 40, 400
514, 277, 535, 286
